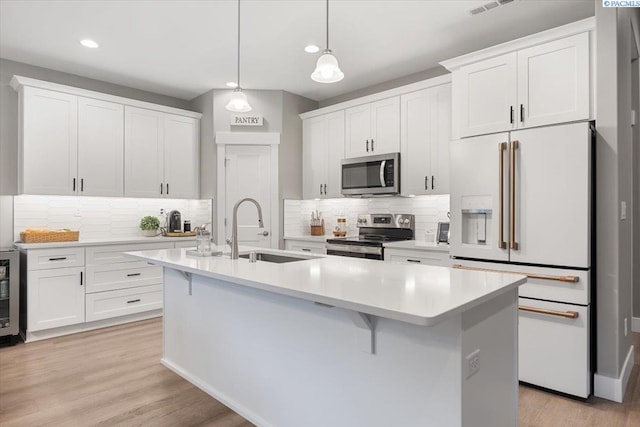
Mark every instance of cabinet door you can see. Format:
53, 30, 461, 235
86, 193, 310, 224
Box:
431, 84, 452, 194
77, 97, 124, 196
27, 267, 84, 331
401, 89, 431, 196
509, 122, 591, 268
456, 52, 517, 137
124, 106, 164, 198
517, 32, 590, 129
325, 111, 345, 198
345, 104, 371, 158
401, 85, 451, 196
163, 115, 200, 199
303, 116, 328, 199
21, 87, 78, 195
370, 97, 400, 155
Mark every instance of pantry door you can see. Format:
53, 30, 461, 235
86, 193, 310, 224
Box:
224, 145, 272, 249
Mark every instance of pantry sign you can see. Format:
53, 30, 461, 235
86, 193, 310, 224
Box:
230, 115, 263, 126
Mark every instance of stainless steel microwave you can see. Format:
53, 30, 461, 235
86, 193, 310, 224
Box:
341, 153, 400, 196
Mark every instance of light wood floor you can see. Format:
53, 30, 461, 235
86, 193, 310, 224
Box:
0, 318, 638, 427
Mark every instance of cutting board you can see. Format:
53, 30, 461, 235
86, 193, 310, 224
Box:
164, 231, 196, 237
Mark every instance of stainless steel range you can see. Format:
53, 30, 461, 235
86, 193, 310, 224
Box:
326, 214, 415, 260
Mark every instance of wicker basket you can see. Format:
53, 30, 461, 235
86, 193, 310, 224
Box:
20, 230, 80, 243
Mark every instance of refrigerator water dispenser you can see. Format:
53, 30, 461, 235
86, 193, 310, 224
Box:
460, 195, 493, 245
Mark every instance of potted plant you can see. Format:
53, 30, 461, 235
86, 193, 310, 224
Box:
140, 216, 160, 237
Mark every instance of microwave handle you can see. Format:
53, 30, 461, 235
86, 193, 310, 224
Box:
380, 160, 386, 187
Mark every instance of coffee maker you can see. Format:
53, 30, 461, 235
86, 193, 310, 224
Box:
168, 210, 182, 232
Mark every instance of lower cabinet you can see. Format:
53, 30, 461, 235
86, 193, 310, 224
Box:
21, 239, 195, 341
384, 248, 450, 266
284, 239, 327, 254
27, 266, 85, 331
86, 284, 163, 322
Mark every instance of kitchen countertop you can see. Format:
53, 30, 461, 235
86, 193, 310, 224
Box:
383, 240, 450, 252
14, 235, 197, 250
126, 246, 525, 326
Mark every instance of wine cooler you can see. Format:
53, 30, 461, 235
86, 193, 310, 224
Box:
0, 248, 19, 345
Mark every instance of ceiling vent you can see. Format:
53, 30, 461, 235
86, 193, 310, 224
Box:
469, 0, 516, 16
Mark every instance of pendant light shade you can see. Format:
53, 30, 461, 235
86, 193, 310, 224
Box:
226, 0, 252, 112
226, 88, 252, 112
311, 0, 344, 83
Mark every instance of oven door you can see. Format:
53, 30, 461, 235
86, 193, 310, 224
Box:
341, 153, 399, 196
326, 243, 384, 260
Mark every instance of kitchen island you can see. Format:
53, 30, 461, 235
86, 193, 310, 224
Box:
127, 247, 526, 427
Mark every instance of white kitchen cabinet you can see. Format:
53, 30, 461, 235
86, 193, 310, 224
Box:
85, 284, 163, 322
125, 106, 200, 199
384, 247, 449, 266
284, 239, 327, 254
400, 84, 451, 196
20, 86, 78, 195
446, 31, 591, 138
345, 97, 400, 158
303, 111, 344, 199
27, 267, 85, 331
517, 32, 590, 129
454, 53, 517, 138
77, 97, 124, 196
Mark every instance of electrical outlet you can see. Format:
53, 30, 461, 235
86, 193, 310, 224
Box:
621, 201, 627, 221
625, 318, 628, 337
74, 208, 81, 217
465, 349, 480, 379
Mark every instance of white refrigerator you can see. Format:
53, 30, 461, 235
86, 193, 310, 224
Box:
449, 121, 594, 398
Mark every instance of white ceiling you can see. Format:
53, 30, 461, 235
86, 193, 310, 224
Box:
0, 0, 595, 102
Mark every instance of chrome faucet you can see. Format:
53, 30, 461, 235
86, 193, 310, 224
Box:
227, 198, 264, 259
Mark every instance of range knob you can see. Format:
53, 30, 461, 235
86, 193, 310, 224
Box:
403, 218, 410, 225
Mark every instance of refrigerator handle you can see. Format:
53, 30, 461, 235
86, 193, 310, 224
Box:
510, 140, 520, 250
499, 142, 507, 249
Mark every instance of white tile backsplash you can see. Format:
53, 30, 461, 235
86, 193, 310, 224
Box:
13, 195, 212, 242
284, 195, 449, 242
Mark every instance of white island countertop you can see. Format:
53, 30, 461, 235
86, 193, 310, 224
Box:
14, 235, 197, 250
127, 246, 525, 326
383, 240, 450, 252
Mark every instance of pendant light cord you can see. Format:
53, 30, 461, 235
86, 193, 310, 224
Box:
326, 0, 329, 50
237, 0, 241, 88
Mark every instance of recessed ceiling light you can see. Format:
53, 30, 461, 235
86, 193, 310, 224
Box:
226, 81, 238, 88
80, 39, 99, 48
304, 44, 320, 54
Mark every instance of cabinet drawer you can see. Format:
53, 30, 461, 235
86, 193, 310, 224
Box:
284, 240, 326, 254
85, 263, 163, 293
385, 248, 449, 267
451, 260, 589, 305
27, 247, 85, 271
86, 242, 172, 265
85, 284, 162, 322
518, 297, 590, 398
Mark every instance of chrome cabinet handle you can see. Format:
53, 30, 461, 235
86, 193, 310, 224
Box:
498, 142, 507, 249
510, 141, 519, 250
519, 305, 579, 319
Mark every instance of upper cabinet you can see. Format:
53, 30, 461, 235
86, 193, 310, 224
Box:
400, 83, 451, 196
345, 97, 400, 158
12, 76, 201, 199
442, 19, 594, 139
124, 107, 199, 199
20, 87, 79, 196
303, 111, 345, 199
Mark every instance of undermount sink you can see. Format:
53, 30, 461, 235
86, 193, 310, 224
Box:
238, 252, 314, 263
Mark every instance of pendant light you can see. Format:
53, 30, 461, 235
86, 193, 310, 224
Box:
311, 0, 344, 83
226, 0, 252, 112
